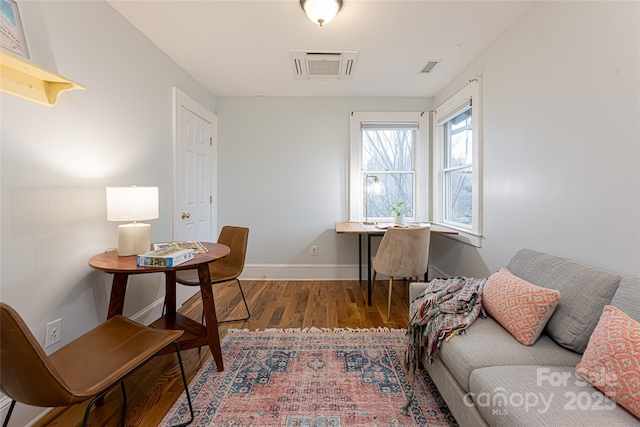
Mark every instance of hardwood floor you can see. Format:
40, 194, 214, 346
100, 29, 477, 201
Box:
34, 279, 412, 426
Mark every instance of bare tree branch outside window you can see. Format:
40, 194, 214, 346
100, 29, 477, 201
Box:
361, 127, 415, 219
443, 109, 472, 225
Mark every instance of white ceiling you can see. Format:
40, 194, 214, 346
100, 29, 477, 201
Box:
108, 0, 534, 97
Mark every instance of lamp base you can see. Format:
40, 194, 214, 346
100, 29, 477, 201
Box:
117, 223, 151, 256
363, 221, 376, 225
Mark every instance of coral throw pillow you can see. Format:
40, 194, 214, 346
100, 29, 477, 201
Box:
483, 268, 562, 345
576, 305, 640, 419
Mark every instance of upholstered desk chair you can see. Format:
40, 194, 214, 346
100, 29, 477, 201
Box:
0, 302, 193, 427
176, 226, 250, 324
371, 226, 431, 320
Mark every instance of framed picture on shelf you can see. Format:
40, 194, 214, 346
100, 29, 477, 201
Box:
1, 0, 29, 59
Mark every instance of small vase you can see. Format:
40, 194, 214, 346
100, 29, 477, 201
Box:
394, 214, 405, 225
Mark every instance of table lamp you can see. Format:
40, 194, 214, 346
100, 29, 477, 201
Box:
364, 175, 384, 225
106, 186, 159, 256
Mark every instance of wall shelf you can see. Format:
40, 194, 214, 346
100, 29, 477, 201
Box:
0, 50, 85, 106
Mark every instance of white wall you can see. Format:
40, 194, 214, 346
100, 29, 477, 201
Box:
0, 1, 215, 424
429, 1, 640, 278
216, 97, 430, 279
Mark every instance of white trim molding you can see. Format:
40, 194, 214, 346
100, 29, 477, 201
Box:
0, 397, 50, 427
242, 264, 361, 281
349, 112, 430, 222
241, 263, 442, 281
433, 80, 483, 243
429, 265, 453, 281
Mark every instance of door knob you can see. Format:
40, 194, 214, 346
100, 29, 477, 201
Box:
181, 212, 191, 219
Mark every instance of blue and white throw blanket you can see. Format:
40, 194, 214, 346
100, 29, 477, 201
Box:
402, 277, 486, 413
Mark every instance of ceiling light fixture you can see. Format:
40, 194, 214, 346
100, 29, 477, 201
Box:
300, 0, 342, 27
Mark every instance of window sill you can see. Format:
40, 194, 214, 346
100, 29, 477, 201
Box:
430, 222, 483, 248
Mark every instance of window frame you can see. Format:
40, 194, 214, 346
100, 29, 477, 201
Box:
433, 81, 483, 245
349, 112, 429, 223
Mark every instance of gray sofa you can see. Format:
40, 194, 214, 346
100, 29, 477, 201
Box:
409, 249, 640, 427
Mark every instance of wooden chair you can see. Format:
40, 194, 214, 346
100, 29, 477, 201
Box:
0, 302, 194, 427
176, 226, 250, 324
371, 226, 431, 320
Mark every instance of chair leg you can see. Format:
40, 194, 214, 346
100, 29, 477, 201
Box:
387, 277, 394, 321
217, 279, 251, 324
82, 395, 98, 427
83, 386, 119, 427
2, 400, 16, 427
237, 279, 251, 319
171, 341, 195, 427
82, 378, 129, 427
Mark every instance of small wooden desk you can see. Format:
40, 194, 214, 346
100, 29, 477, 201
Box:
88, 242, 230, 372
335, 222, 457, 305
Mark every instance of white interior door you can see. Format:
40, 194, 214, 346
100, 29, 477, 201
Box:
173, 88, 217, 304
174, 88, 217, 242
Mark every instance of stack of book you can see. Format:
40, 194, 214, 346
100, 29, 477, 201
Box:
152, 241, 208, 253
136, 245, 195, 268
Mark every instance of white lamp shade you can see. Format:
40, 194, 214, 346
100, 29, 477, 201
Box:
106, 186, 158, 256
106, 186, 159, 222
301, 0, 341, 26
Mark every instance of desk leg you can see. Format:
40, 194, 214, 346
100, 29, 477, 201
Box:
367, 234, 372, 306
358, 235, 362, 283
198, 264, 224, 372
164, 270, 177, 315
107, 273, 129, 319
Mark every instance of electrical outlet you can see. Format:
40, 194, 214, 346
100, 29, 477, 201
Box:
45, 318, 62, 347
310, 245, 318, 256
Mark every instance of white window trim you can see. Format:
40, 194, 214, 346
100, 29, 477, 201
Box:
433, 81, 483, 247
349, 112, 429, 222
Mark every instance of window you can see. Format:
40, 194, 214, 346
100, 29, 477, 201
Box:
443, 106, 472, 225
349, 112, 429, 222
434, 81, 482, 241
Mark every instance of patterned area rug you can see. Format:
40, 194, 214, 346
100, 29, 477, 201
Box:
161, 328, 458, 427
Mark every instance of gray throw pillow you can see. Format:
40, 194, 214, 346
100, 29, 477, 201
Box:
610, 276, 640, 322
506, 249, 621, 354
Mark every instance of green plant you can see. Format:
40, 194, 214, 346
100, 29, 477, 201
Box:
390, 201, 412, 217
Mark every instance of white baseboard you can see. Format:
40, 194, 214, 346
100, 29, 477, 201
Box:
128, 288, 198, 326
0, 396, 51, 427
241, 264, 362, 280
429, 265, 452, 280
241, 263, 445, 281
129, 297, 165, 325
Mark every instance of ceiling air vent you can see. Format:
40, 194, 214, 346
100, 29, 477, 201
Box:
420, 60, 441, 74
290, 50, 358, 81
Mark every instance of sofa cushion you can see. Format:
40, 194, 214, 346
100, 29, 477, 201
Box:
437, 316, 581, 392
576, 305, 640, 419
483, 268, 562, 345
610, 276, 640, 321
469, 365, 640, 427
409, 281, 429, 302
506, 249, 621, 353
